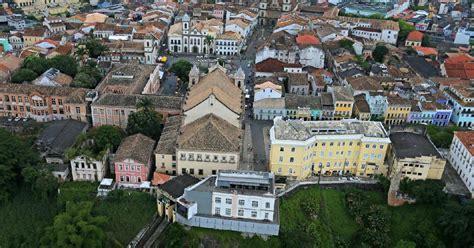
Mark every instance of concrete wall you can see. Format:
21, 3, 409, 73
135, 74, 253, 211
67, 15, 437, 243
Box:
176, 214, 279, 236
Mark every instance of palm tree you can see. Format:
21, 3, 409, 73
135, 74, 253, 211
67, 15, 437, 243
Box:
136, 97, 154, 112
204, 35, 214, 54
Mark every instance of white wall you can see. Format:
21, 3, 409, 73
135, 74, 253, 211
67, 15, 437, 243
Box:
211, 192, 275, 221
254, 88, 282, 101
184, 95, 241, 128
449, 135, 474, 195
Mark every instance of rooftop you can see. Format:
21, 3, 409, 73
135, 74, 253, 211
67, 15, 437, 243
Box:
288, 73, 308, 86
159, 174, 200, 199
191, 170, 275, 197
354, 94, 370, 113
114, 133, 155, 164
254, 98, 285, 109
285, 94, 321, 109
96, 64, 156, 95
93, 94, 182, 110
36, 120, 87, 156
454, 131, 474, 156
406, 30, 423, 42
272, 117, 389, 141
178, 114, 241, 153
155, 115, 183, 155
390, 132, 442, 159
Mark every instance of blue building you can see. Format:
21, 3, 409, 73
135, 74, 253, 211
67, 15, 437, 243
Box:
444, 85, 474, 127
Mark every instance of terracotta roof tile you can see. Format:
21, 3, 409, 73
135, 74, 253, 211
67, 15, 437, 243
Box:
454, 131, 474, 156
406, 30, 423, 42
114, 133, 155, 164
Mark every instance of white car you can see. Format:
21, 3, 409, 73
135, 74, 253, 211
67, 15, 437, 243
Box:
14, 117, 21, 122
7, 117, 12, 121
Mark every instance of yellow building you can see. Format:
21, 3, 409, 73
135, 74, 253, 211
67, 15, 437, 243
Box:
384, 96, 411, 125
269, 117, 391, 179
388, 132, 446, 180
333, 86, 354, 120
154, 115, 182, 176
23, 27, 46, 47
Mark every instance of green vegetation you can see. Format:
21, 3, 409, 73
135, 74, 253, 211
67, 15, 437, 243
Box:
76, 37, 108, 59
94, 190, 156, 246
426, 125, 461, 148
422, 35, 431, 47
339, 39, 354, 50
126, 98, 163, 140
65, 125, 125, 160
399, 178, 446, 204
160, 187, 471, 247
170, 59, 193, 82
0, 187, 59, 247
373, 45, 389, 63
1, 181, 155, 247
398, 20, 416, 44
354, 55, 370, 70
11, 68, 38, 83
40, 201, 108, 247
73, 61, 103, 89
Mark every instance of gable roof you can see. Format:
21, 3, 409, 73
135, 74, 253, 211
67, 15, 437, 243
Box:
178, 114, 241, 152
114, 133, 155, 164
183, 67, 242, 114
159, 174, 200, 199
406, 30, 423, 42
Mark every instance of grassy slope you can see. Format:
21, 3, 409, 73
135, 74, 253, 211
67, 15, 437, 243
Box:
177, 187, 444, 247
0, 182, 156, 248
0, 188, 59, 247
94, 192, 156, 246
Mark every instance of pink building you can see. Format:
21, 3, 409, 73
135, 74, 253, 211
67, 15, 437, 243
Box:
114, 133, 156, 187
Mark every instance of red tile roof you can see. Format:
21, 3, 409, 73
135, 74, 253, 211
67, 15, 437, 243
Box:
454, 131, 474, 156
152, 172, 171, 186
444, 54, 474, 79
255, 58, 301, 72
414, 46, 437, 56
406, 30, 423, 42
296, 34, 321, 45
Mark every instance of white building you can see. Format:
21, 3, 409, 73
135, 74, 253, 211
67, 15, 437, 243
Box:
254, 81, 283, 101
225, 19, 251, 40
70, 149, 109, 182
175, 170, 279, 236
215, 32, 242, 56
168, 14, 224, 54
7, 14, 26, 31
448, 131, 474, 197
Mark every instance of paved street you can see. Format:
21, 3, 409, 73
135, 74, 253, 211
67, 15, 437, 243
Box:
157, 26, 274, 172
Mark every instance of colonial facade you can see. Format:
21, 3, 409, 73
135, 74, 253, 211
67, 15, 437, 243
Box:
449, 131, 474, 197
0, 83, 88, 122
269, 117, 391, 179
114, 134, 155, 187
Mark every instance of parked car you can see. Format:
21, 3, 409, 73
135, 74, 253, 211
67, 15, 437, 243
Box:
14, 117, 21, 122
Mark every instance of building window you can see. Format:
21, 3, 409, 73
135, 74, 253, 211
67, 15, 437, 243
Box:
226, 198, 232, 204
212, 170, 217, 175
280, 147, 284, 152
190, 168, 194, 175
265, 213, 269, 219
252, 201, 258, 207
182, 168, 186, 174
279, 156, 283, 162
198, 169, 203, 175
251, 211, 257, 218
266, 202, 270, 208
239, 200, 245, 206
225, 208, 231, 215
215, 207, 220, 215
291, 147, 295, 152
290, 157, 294, 162
215, 197, 221, 203
238, 209, 244, 216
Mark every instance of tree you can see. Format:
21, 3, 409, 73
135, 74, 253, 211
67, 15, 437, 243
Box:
339, 39, 354, 50
136, 97, 153, 111
204, 35, 214, 52
426, 125, 460, 148
73, 72, 97, 88
126, 100, 163, 140
398, 20, 416, 44
49, 55, 78, 77
422, 35, 431, 47
40, 201, 108, 247
23, 56, 51, 75
11, 69, 38, 83
22, 166, 58, 200
438, 200, 474, 247
394, 240, 416, 248
399, 178, 446, 204
373, 45, 389, 63
77, 38, 108, 59
0, 128, 40, 202
218, 58, 225, 66
169, 59, 193, 82
89, 125, 125, 153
